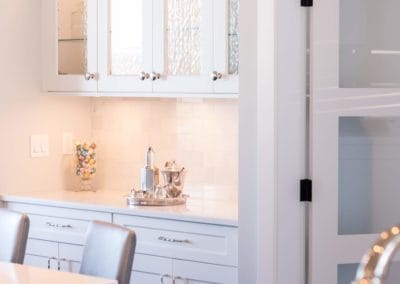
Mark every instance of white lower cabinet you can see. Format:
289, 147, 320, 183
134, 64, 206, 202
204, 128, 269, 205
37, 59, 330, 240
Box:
24, 254, 52, 270
25, 238, 83, 273
5, 201, 238, 284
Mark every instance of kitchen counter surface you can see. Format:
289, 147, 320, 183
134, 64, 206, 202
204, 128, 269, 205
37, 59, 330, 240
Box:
0, 190, 238, 227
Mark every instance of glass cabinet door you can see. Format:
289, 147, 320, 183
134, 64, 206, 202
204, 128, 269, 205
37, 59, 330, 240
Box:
213, 0, 239, 94
43, 0, 98, 92
97, 0, 153, 92
152, 0, 214, 93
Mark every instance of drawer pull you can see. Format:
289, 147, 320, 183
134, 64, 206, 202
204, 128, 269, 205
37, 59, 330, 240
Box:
46, 222, 73, 229
158, 236, 191, 244
47, 256, 57, 269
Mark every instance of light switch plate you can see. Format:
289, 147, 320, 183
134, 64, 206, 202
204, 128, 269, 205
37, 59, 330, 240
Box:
30, 134, 49, 157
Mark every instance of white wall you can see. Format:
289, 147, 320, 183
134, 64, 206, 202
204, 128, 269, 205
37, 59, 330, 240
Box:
0, 0, 92, 193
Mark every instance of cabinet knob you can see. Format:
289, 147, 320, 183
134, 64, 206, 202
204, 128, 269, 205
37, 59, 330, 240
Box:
211, 71, 222, 81
150, 72, 161, 81
139, 71, 150, 81
84, 72, 97, 81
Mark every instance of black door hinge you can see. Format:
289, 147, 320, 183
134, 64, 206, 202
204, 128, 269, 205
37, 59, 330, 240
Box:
300, 179, 312, 202
301, 0, 313, 7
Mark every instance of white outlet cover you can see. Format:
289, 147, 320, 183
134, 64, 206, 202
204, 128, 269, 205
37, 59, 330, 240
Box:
62, 132, 74, 155
31, 134, 49, 158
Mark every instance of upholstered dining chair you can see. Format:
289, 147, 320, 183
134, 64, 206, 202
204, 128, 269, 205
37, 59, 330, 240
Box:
0, 208, 30, 264
80, 221, 136, 284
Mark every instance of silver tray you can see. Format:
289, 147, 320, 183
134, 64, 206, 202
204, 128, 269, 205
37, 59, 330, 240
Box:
126, 195, 188, 206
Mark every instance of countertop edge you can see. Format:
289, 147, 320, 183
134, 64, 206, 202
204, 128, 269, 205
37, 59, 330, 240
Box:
0, 194, 238, 228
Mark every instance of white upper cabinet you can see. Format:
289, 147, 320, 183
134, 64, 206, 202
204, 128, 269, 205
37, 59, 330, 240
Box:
42, 0, 98, 92
98, 0, 153, 92
42, 0, 239, 97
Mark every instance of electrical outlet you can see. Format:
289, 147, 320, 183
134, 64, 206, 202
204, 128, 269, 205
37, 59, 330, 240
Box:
62, 132, 74, 155
31, 134, 49, 157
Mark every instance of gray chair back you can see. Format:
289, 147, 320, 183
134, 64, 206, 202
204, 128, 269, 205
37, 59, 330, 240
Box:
80, 221, 136, 284
0, 208, 30, 264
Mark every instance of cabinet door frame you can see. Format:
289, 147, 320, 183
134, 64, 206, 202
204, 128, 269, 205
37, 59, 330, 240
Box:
152, 0, 214, 93
97, 0, 153, 93
213, 0, 239, 94
42, 0, 98, 92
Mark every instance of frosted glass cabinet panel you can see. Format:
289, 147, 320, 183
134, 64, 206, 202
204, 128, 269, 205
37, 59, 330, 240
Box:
58, 0, 87, 75
212, 0, 239, 93
110, 0, 144, 75
339, 0, 400, 88
152, 0, 214, 93
166, 0, 202, 76
228, 0, 239, 75
43, 0, 98, 92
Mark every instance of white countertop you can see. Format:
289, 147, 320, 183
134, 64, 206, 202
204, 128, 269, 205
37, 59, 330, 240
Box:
0, 190, 238, 227
0, 262, 117, 284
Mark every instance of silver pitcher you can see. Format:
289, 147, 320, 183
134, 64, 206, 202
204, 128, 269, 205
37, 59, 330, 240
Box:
161, 161, 186, 198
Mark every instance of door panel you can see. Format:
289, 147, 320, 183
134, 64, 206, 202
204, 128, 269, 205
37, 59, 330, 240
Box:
311, 1, 400, 283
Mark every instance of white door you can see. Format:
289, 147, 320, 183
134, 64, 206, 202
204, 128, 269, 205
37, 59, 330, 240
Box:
213, 0, 239, 94
97, 0, 153, 93
311, 0, 400, 283
42, 0, 98, 92
152, 0, 214, 94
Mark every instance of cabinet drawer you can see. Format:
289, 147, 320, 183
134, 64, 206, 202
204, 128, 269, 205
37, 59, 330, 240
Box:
26, 239, 58, 258
27, 214, 89, 244
114, 214, 238, 266
6, 202, 112, 244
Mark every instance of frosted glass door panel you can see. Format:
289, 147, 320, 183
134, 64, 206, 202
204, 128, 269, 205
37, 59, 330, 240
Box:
110, 0, 143, 75
339, 262, 400, 284
166, 0, 201, 75
58, 0, 87, 75
339, 0, 400, 88
337, 263, 358, 284
339, 117, 400, 235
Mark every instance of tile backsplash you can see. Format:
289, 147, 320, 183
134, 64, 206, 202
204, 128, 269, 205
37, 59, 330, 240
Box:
91, 98, 238, 202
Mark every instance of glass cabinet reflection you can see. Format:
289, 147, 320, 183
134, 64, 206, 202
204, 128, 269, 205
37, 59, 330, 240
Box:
58, 0, 87, 75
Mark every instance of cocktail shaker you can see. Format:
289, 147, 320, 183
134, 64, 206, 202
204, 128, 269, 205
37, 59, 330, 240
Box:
140, 147, 159, 192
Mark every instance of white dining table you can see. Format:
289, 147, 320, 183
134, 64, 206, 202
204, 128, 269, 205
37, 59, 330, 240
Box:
0, 262, 117, 284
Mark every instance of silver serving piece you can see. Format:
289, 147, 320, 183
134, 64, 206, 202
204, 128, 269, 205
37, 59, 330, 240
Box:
161, 161, 186, 198
127, 153, 188, 206
140, 147, 159, 192
353, 225, 400, 284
